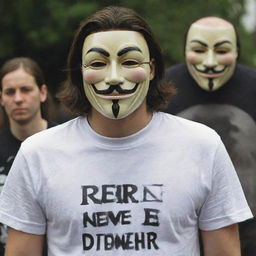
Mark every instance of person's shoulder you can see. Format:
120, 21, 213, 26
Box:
228, 64, 256, 92
164, 63, 194, 89
158, 112, 221, 145
0, 125, 10, 136
165, 63, 187, 73
237, 63, 256, 73
21, 117, 83, 151
165, 63, 187, 77
234, 64, 256, 80
0, 126, 16, 144
0, 126, 10, 150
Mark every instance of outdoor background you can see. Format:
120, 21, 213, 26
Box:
1, 0, 256, 97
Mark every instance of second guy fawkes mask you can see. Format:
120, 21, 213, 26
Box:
185, 19, 238, 91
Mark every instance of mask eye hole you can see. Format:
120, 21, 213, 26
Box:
89, 61, 106, 69
122, 60, 140, 68
215, 49, 229, 54
193, 48, 206, 54
83, 61, 107, 69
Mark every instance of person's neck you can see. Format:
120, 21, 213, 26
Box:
87, 103, 153, 138
10, 116, 47, 141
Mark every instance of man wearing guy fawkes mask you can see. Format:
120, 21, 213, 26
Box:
1, 7, 252, 255
81, 33, 153, 120
165, 16, 256, 255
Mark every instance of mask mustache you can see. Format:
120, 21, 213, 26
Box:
91, 83, 139, 95
194, 66, 227, 74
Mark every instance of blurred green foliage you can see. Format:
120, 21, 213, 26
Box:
0, 0, 255, 92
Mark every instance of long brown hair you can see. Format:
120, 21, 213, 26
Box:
58, 6, 175, 115
0, 57, 49, 120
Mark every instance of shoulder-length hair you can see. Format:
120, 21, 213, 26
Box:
58, 6, 175, 115
0, 57, 49, 120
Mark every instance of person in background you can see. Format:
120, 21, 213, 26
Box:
0, 7, 252, 256
165, 17, 256, 255
0, 57, 57, 254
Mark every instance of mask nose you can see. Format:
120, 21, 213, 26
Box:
203, 50, 218, 68
105, 61, 124, 85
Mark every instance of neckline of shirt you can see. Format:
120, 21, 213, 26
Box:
79, 112, 161, 150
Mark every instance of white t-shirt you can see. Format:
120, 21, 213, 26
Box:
0, 112, 252, 255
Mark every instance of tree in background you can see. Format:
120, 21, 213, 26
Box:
0, 0, 254, 94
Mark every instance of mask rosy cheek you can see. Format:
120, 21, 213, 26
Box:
83, 70, 104, 84
186, 53, 200, 64
220, 55, 236, 65
126, 68, 147, 83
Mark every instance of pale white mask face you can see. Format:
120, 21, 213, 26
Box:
185, 24, 238, 91
82, 30, 154, 119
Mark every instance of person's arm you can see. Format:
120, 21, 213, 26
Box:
5, 228, 45, 256
201, 224, 241, 256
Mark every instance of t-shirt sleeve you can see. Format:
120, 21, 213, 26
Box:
199, 140, 253, 231
0, 148, 46, 235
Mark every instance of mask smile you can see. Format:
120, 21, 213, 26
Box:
193, 65, 227, 78
91, 83, 139, 96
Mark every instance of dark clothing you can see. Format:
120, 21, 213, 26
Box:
165, 63, 256, 120
0, 121, 57, 255
165, 63, 256, 256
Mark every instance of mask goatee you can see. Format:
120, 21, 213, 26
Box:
112, 100, 120, 118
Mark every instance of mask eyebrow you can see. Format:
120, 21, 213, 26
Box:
117, 46, 142, 57
86, 47, 110, 57
190, 40, 207, 47
214, 40, 232, 48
